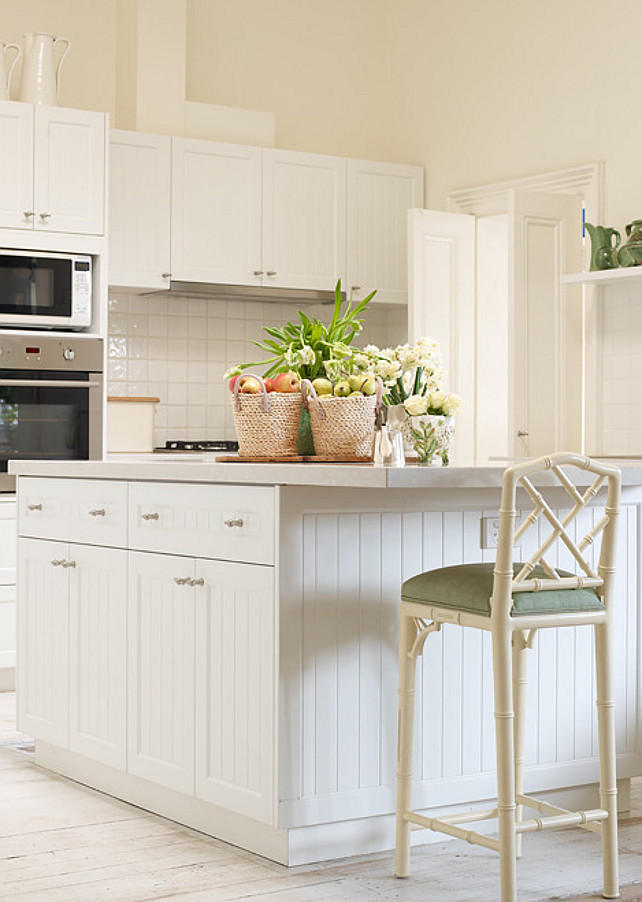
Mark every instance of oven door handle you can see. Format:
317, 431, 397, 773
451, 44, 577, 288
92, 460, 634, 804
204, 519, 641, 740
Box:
0, 379, 102, 388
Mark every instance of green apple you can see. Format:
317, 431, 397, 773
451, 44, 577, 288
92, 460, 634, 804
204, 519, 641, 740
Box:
349, 390, 364, 396
312, 377, 333, 396
334, 380, 351, 397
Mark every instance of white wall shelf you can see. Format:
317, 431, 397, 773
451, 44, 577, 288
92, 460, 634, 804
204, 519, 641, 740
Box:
562, 266, 642, 285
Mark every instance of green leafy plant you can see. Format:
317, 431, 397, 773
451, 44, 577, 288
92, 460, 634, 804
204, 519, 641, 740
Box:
410, 420, 440, 465
224, 279, 376, 381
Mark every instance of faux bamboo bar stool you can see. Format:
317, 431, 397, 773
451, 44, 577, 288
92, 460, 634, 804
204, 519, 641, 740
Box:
395, 453, 621, 902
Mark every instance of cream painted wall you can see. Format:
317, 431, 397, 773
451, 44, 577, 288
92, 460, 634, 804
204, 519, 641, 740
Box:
0, 0, 117, 115
185, 0, 398, 161
385, 0, 640, 224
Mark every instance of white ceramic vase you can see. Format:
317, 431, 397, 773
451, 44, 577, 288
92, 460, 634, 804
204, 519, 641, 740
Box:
18, 32, 70, 106
0, 41, 21, 101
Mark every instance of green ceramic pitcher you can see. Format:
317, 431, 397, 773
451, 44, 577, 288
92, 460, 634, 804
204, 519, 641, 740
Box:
618, 219, 642, 267
585, 222, 621, 270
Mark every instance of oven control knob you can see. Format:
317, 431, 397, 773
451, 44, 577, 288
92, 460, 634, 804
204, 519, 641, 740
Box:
62, 348, 75, 361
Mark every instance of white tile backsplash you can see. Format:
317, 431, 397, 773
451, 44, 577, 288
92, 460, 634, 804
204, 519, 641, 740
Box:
107, 292, 407, 447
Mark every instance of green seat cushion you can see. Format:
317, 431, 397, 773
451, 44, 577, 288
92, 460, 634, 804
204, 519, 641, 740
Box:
401, 563, 604, 618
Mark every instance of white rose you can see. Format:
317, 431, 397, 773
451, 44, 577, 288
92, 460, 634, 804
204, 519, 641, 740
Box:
404, 394, 429, 416
442, 392, 462, 416
428, 390, 447, 411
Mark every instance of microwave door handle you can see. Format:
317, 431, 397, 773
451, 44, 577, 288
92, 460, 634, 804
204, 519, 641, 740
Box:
0, 379, 103, 388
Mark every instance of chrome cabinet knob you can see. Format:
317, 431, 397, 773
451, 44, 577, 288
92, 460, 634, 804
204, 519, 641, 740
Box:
141, 512, 159, 521
88, 508, 106, 517
351, 285, 361, 291
39, 212, 51, 219
266, 270, 276, 276
63, 560, 76, 568
27, 503, 43, 511
517, 430, 529, 438
161, 272, 172, 278
50, 559, 64, 567
23, 211, 35, 219
189, 577, 205, 587
173, 576, 189, 586
223, 517, 244, 529
253, 270, 264, 276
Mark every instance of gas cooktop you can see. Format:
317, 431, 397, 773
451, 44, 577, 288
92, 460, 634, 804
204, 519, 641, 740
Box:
154, 440, 239, 453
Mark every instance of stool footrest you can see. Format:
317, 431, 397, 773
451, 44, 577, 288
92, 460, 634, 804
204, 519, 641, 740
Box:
517, 793, 607, 835
405, 812, 500, 852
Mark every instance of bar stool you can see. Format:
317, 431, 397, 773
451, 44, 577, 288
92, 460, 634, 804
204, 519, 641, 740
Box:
395, 453, 621, 902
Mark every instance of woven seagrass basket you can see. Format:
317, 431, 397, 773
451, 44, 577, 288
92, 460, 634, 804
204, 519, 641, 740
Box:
231, 374, 303, 458
301, 378, 382, 459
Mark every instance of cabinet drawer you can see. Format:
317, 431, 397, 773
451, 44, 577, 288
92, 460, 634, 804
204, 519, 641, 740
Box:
18, 478, 128, 548
129, 482, 276, 565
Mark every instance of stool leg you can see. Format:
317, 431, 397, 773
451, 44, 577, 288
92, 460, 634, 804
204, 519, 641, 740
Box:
395, 610, 418, 878
493, 626, 517, 902
512, 631, 528, 859
594, 620, 619, 899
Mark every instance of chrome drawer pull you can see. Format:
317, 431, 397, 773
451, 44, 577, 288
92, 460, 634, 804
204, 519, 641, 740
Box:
173, 576, 189, 586
88, 508, 106, 517
189, 577, 205, 587
224, 517, 244, 529
141, 512, 160, 521
50, 559, 64, 567
27, 503, 43, 511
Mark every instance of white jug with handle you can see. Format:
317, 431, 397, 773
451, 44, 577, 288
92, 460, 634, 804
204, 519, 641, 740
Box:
18, 32, 70, 106
0, 41, 22, 100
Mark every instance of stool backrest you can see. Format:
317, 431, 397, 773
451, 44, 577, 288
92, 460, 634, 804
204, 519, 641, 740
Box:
490, 452, 621, 620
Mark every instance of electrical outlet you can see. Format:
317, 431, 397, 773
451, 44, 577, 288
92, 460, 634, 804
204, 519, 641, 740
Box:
481, 517, 501, 549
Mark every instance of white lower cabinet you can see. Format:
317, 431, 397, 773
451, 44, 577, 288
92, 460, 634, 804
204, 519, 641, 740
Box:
128, 551, 196, 794
195, 558, 275, 823
19, 537, 127, 762
18, 538, 69, 746
69, 544, 127, 769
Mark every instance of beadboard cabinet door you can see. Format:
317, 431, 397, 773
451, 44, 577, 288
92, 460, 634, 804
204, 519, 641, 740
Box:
109, 130, 171, 289
18, 537, 69, 746
171, 138, 262, 286
33, 105, 106, 235
0, 100, 34, 229
195, 559, 276, 824
128, 551, 196, 794
347, 159, 424, 305
262, 149, 346, 291
69, 544, 127, 770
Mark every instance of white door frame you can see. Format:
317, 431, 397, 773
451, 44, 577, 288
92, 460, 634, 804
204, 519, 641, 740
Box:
447, 163, 605, 457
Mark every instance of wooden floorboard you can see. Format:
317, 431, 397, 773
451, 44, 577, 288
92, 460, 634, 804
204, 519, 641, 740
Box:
2, 691, 642, 902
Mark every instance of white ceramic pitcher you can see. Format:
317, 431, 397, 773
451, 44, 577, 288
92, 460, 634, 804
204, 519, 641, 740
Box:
0, 41, 21, 101
18, 32, 70, 106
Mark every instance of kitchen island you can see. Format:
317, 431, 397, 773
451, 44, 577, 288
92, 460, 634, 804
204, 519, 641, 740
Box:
9, 459, 642, 865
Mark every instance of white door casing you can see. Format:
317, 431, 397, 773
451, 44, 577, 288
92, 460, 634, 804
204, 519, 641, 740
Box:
509, 189, 583, 458
408, 208, 476, 465
109, 130, 171, 289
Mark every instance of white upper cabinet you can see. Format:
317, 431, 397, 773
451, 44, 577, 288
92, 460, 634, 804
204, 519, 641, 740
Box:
0, 101, 34, 229
347, 159, 424, 304
262, 149, 346, 291
0, 102, 106, 235
109, 130, 171, 289
171, 138, 262, 285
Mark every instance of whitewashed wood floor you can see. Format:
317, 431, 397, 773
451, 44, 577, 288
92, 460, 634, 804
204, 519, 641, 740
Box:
1, 691, 642, 902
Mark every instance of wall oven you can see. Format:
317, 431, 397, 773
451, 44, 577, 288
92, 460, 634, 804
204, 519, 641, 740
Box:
0, 249, 92, 330
0, 335, 103, 492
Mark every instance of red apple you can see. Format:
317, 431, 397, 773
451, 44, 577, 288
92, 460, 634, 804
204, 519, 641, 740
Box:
264, 377, 275, 392
228, 375, 242, 393
272, 372, 300, 393
239, 376, 262, 394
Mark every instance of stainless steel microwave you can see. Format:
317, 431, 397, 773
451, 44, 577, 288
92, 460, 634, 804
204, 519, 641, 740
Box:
0, 249, 92, 330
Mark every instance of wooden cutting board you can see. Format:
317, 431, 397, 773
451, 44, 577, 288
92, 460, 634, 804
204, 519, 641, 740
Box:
214, 454, 373, 463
